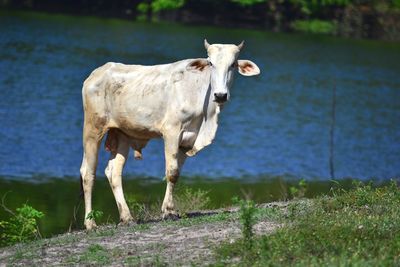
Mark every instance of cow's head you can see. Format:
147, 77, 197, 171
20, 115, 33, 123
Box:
187, 39, 260, 105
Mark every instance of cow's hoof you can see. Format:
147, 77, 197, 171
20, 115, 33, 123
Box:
162, 212, 180, 221
118, 219, 135, 227
85, 220, 97, 231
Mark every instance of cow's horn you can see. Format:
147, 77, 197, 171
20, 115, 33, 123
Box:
204, 39, 210, 49
237, 40, 245, 50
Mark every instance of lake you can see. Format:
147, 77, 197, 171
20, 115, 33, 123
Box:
0, 10, 399, 236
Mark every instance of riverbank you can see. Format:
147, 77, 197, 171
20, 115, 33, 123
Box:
0, 203, 283, 265
1, 0, 400, 41
1, 181, 399, 265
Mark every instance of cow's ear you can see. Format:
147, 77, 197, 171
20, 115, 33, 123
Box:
186, 59, 209, 72
237, 60, 260, 76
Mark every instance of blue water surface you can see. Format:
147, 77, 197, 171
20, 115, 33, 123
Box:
0, 11, 399, 180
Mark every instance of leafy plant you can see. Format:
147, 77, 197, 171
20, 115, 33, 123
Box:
0, 201, 44, 247
289, 178, 307, 199
86, 210, 103, 221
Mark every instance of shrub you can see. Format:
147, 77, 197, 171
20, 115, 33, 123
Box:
0, 203, 44, 247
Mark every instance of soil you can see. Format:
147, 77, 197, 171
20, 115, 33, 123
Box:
0, 203, 286, 266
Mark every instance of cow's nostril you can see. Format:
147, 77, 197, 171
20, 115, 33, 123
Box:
214, 93, 228, 103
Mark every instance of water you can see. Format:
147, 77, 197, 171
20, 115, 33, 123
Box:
0, 11, 399, 236
1, 12, 399, 180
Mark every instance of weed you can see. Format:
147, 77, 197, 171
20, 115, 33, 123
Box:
175, 186, 210, 216
126, 195, 160, 222
0, 199, 44, 246
214, 196, 259, 263
289, 178, 307, 199
126, 186, 210, 221
86, 210, 103, 221
233, 197, 257, 248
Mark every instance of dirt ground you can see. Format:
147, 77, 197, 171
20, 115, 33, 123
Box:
0, 203, 285, 266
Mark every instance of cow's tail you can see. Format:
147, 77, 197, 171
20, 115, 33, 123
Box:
79, 175, 84, 199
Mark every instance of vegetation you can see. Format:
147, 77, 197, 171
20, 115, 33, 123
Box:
1, 0, 400, 40
216, 180, 400, 266
126, 185, 211, 222
175, 186, 211, 215
233, 197, 257, 251
1, 180, 399, 266
291, 19, 337, 34
0, 199, 44, 247
85, 210, 104, 221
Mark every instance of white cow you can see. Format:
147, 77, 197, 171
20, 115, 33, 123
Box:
80, 40, 260, 229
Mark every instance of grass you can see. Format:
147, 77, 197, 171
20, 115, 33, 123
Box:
3, 180, 398, 266
66, 244, 112, 265
216, 180, 400, 266
126, 185, 211, 223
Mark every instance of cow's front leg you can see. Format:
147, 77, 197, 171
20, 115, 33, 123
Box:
162, 134, 187, 219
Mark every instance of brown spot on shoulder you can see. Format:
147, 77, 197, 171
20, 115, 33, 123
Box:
188, 59, 208, 71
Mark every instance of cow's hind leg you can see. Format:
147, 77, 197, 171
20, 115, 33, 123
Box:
105, 130, 133, 225
80, 131, 103, 230
162, 134, 187, 219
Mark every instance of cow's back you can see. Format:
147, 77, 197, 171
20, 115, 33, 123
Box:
82, 60, 211, 140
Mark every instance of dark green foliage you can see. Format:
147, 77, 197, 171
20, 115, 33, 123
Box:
231, 0, 266, 6
0, 204, 44, 246
217, 180, 400, 266
86, 210, 104, 221
137, 0, 186, 15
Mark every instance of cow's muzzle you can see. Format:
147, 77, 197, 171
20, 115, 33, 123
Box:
214, 93, 228, 104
